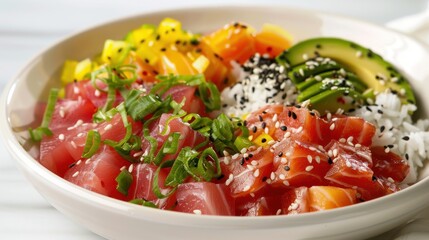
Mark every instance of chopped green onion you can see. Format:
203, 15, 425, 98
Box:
211, 114, 234, 142
29, 88, 59, 142
165, 147, 220, 187
152, 160, 176, 199
153, 132, 181, 166
81, 130, 101, 158
115, 169, 133, 196
129, 199, 158, 208
125, 91, 163, 121
198, 82, 221, 111
234, 136, 253, 152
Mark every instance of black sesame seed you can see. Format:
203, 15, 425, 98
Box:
261, 138, 267, 143
315, 44, 321, 49
252, 126, 257, 133
291, 112, 297, 120
377, 109, 383, 114
288, 111, 292, 117
248, 154, 253, 158
117, 48, 123, 53
402, 136, 410, 141
69, 162, 76, 168
284, 166, 290, 171
380, 126, 385, 132
240, 158, 245, 165
156, 34, 160, 41
262, 176, 268, 182
328, 158, 333, 165
405, 153, 409, 160
280, 126, 287, 131
372, 175, 377, 181
278, 152, 283, 157
217, 174, 225, 180
258, 115, 263, 121
261, 122, 267, 129
388, 144, 394, 148
160, 48, 166, 52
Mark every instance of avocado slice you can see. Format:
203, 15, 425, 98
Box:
296, 69, 367, 92
297, 77, 365, 103
308, 88, 364, 114
277, 37, 415, 104
288, 58, 340, 84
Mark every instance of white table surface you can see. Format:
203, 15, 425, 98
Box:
1, 0, 429, 239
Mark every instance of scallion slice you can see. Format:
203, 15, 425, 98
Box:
115, 169, 133, 196
29, 88, 59, 142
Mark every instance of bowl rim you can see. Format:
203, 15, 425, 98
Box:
2, 3, 429, 229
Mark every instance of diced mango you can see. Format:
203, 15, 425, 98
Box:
158, 18, 183, 44
60, 60, 78, 85
74, 58, 96, 81
253, 133, 274, 147
192, 55, 210, 73
101, 40, 132, 65
125, 24, 156, 48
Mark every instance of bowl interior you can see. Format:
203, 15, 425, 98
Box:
3, 4, 429, 233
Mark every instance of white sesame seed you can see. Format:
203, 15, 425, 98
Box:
275, 121, 280, 128
333, 149, 338, 157
225, 174, 234, 186
267, 140, 276, 145
355, 144, 361, 148
276, 209, 282, 215
346, 161, 352, 168
193, 209, 202, 215
70, 141, 77, 149
309, 146, 317, 151
59, 107, 65, 118
133, 151, 144, 157
279, 174, 286, 180
385, 147, 390, 153
281, 157, 287, 164
251, 160, 258, 166
253, 169, 260, 177
248, 135, 253, 141
328, 150, 333, 157
318, 145, 324, 151
305, 165, 314, 172
339, 138, 346, 143
356, 51, 362, 58
85, 158, 91, 164
72, 171, 79, 177
270, 172, 276, 180
283, 180, 290, 186
240, 148, 247, 154
243, 185, 251, 192
104, 124, 113, 131
315, 156, 321, 164
272, 114, 278, 122
330, 123, 336, 131
347, 136, 354, 143
58, 134, 65, 141
302, 54, 309, 60
296, 126, 303, 133
387, 177, 394, 183
307, 155, 313, 163
73, 86, 80, 94
76, 160, 82, 165
284, 132, 291, 138
264, 127, 269, 134
67, 119, 84, 131
128, 164, 134, 173
94, 89, 101, 97
223, 150, 230, 156
232, 153, 239, 160
299, 68, 305, 76
250, 192, 255, 197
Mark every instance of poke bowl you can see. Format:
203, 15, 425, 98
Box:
2, 5, 429, 240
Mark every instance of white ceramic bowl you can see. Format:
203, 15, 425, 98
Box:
2, 5, 429, 240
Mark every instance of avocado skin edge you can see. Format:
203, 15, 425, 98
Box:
276, 37, 416, 104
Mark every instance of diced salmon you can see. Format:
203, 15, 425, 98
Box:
308, 186, 358, 211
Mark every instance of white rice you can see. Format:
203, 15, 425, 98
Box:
354, 92, 429, 184
221, 54, 297, 117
